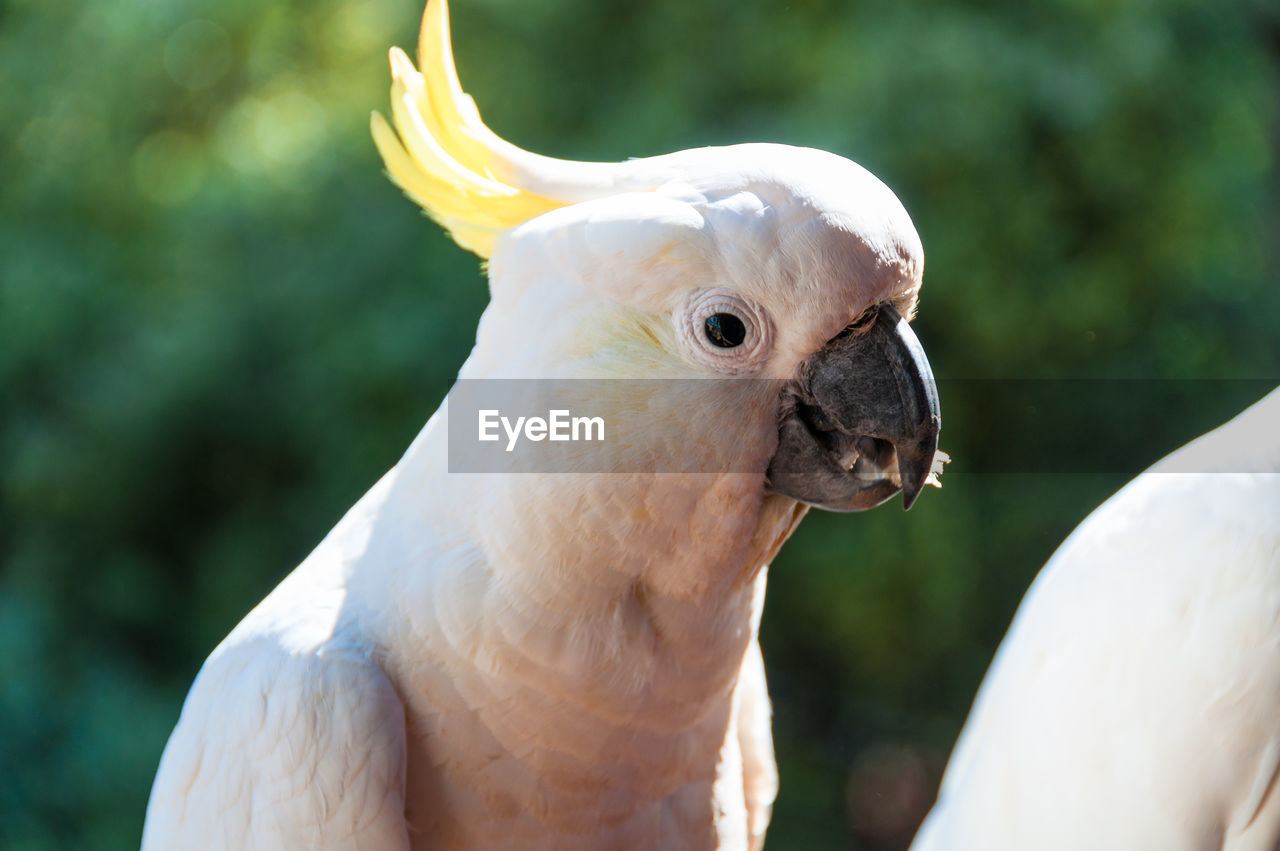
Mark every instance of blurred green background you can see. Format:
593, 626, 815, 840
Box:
3, 0, 1279, 846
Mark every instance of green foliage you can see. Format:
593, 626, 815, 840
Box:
2, 0, 1277, 847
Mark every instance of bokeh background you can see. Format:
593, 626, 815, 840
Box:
3, 0, 1279, 846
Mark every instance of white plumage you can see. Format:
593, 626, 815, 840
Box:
142, 1, 941, 847
913, 386, 1280, 851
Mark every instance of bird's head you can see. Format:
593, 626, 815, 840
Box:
373, 0, 942, 513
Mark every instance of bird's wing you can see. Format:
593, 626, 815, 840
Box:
736, 636, 778, 851
142, 635, 410, 851
914, 388, 1280, 851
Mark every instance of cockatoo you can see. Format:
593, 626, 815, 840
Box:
142, 1, 942, 848
912, 386, 1280, 851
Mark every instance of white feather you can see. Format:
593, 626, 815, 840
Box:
143, 138, 926, 849
913, 387, 1280, 851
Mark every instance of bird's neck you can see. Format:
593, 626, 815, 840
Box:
358, 405, 805, 784
333, 409, 805, 840
381, 403, 806, 708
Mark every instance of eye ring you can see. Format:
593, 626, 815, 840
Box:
678, 288, 773, 374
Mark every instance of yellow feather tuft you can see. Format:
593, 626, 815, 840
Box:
371, 0, 567, 258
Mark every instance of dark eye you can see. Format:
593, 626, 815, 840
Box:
704, 313, 746, 348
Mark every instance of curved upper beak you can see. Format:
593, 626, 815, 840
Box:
765, 303, 941, 511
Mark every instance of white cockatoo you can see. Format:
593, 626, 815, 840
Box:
142, 1, 942, 848
912, 386, 1280, 851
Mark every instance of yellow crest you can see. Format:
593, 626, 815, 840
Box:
371, 0, 615, 258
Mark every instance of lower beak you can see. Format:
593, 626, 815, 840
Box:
765, 303, 941, 511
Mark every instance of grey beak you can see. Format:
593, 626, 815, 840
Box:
765, 303, 941, 512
